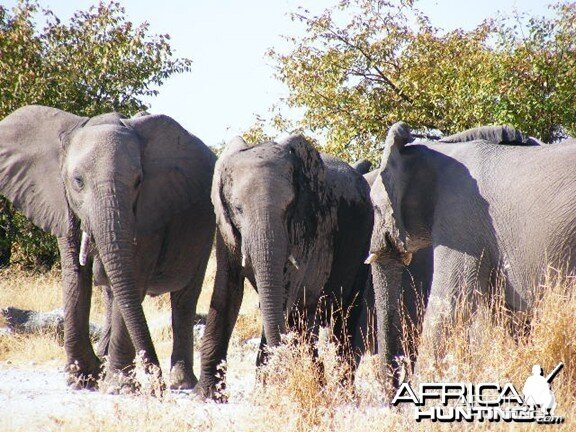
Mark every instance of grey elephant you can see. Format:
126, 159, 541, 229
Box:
0, 105, 216, 389
365, 122, 575, 389
196, 135, 373, 397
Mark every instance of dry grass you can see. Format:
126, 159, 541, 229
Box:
0, 332, 63, 364
0, 268, 61, 312
0, 261, 575, 431
0, 254, 262, 364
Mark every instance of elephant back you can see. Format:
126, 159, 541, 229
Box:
439, 125, 542, 146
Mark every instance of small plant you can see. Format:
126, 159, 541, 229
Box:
97, 351, 165, 398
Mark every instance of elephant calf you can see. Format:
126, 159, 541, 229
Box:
196, 135, 373, 398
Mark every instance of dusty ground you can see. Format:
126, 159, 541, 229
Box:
0, 351, 259, 431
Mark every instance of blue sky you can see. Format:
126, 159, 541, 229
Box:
4, 0, 553, 146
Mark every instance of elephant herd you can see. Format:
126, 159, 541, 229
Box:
0, 105, 575, 399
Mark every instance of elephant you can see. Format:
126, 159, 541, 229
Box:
365, 122, 576, 390
196, 135, 373, 397
0, 105, 216, 389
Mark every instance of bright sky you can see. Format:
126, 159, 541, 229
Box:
4, 0, 553, 146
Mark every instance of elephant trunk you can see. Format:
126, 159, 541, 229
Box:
245, 212, 288, 348
91, 183, 158, 368
371, 257, 405, 387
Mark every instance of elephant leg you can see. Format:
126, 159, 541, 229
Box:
416, 245, 488, 378
170, 208, 214, 390
57, 234, 101, 389
106, 299, 136, 376
196, 233, 244, 399
304, 309, 326, 387
353, 273, 377, 355
341, 263, 372, 378
169, 281, 202, 390
326, 297, 359, 387
96, 285, 113, 359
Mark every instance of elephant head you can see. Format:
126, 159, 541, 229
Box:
366, 122, 434, 385
367, 122, 416, 266
212, 135, 330, 348
0, 105, 213, 371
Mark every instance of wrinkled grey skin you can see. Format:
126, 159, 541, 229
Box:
197, 135, 373, 398
368, 122, 576, 390
0, 105, 216, 389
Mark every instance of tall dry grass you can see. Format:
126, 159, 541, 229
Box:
0, 261, 575, 431
0, 255, 261, 364
231, 267, 576, 431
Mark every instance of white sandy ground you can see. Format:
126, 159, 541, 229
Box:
0, 345, 391, 432
0, 344, 258, 432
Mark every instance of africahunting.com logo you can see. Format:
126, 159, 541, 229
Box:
393, 362, 565, 424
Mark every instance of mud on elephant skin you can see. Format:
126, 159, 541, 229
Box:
367, 122, 576, 393
0, 105, 216, 390
196, 135, 373, 399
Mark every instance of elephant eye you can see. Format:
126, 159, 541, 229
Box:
134, 176, 142, 189
73, 176, 84, 190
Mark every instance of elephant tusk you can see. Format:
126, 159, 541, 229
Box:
242, 254, 247, 268
79, 231, 90, 266
288, 254, 300, 270
364, 253, 379, 265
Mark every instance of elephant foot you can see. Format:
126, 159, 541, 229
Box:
193, 378, 228, 403
65, 359, 102, 390
169, 361, 198, 390
99, 370, 141, 395
100, 364, 165, 397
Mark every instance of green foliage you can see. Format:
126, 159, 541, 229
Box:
269, 0, 576, 162
242, 115, 276, 145
0, 0, 192, 270
492, 3, 576, 142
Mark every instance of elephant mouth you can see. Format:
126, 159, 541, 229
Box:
385, 232, 412, 265
365, 232, 412, 266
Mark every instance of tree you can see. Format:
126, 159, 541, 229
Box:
492, 3, 576, 142
0, 0, 192, 269
269, 0, 576, 162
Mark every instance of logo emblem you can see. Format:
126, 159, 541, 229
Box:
392, 362, 565, 423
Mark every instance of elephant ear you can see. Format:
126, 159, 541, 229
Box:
371, 122, 414, 260
0, 105, 86, 237
124, 114, 216, 234
211, 136, 249, 248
